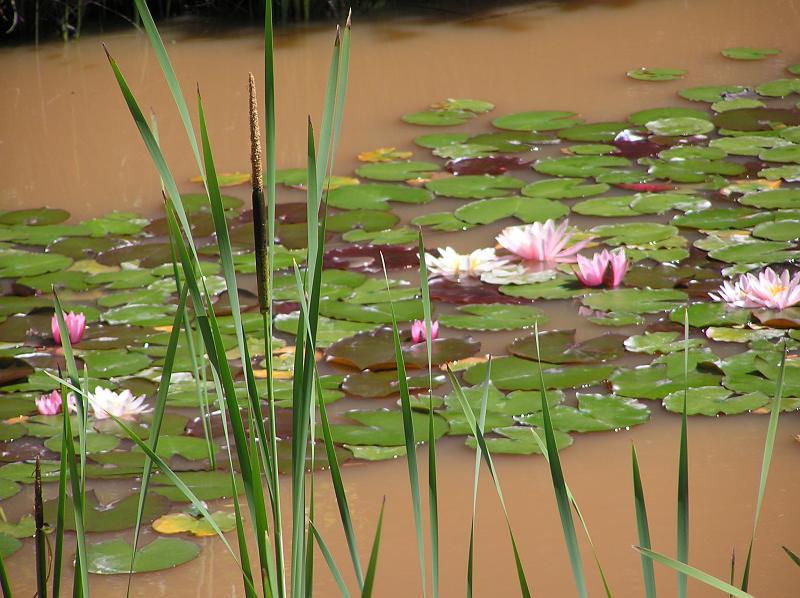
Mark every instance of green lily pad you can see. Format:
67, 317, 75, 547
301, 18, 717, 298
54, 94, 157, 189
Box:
0, 515, 34, 538
722, 47, 780, 60
510, 330, 625, 364
492, 111, 582, 132
558, 122, 629, 142
645, 116, 715, 136
581, 288, 687, 314
533, 155, 631, 178
326, 183, 433, 210
426, 174, 525, 199
414, 133, 470, 149
671, 302, 751, 327
80, 349, 152, 378
342, 227, 417, 245
346, 445, 407, 461
708, 240, 800, 264
0, 534, 21, 558
0, 208, 70, 226
432, 143, 495, 159
521, 177, 609, 199
624, 331, 705, 354
629, 192, 711, 214
711, 98, 766, 112
628, 107, 711, 126
627, 68, 686, 81
0, 250, 73, 278
87, 537, 200, 574
152, 509, 237, 537
150, 471, 244, 502
327, 409, 448, 446
710, 135, 792, 156
463, 356, 615, 391
402, 109, 475, 126
756, 78, 800, 97
612, 365, 721, 400
519, 394, 650, 432
672, 208, 770, 230
102, 304, 178, 327
468, 131, 554, 152
465, 426, 572, 455
590, 222, 679, 245
566, 144, 619, 155
499, 275, 585, 300
355, 162, 440, 181
0, 479, 20, 500
43, 432, 120, 454
44, 491, 170, 532
663, 387, 769, 415
180, 193, 242, 213
453, 196, 569, 225
740, 189, 800, 208
319, 299, 423, 324
751, 220, 800, 241
411, 211, 473, 232
679, 85, 748, 103
438, 304, 545, 331
759, 165, 800, 181
275, 313, 377, 348
572, 196, 637, 217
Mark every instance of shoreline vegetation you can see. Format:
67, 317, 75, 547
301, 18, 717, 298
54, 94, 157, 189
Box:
0, 0, 530, 44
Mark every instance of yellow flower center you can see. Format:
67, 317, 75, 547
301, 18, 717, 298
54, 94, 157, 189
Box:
767, 283, 787, 297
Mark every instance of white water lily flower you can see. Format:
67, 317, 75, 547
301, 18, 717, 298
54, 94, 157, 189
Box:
425, 247, 505, 280
480, 264, 557, 286
89, 386, 151, 421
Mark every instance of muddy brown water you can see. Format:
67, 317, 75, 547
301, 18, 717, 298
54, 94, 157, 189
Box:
2, 0, 800, 595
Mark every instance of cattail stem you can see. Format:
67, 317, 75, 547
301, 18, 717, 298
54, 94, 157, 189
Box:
249, 73, 269, 314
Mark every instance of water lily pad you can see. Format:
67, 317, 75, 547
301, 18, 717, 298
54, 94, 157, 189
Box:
582, 288, 687, 314
438, 304, 545, 331
80, 349, 152, 378
751, 220, 800, 241
342, 227, 418, 246
326, 183, 433, 210
465, 426, 572, 454
645, 117, 714, 136
152, 510, 236, 537
572, 196, 637, 217
499, 275, 584, 300
319, 299, 423, 324
150, 470, 244, 502
0, 208, 70, 226
566, 144, 618, 155
628, 107, 711, 126
612, 364, 721, 400
275, 313, 376, 348
102, 304, 178, 327
624, 331, 705, 354
0, 534, 21, 558
713, 107, 800, 132
87, 537, 200, 574
629, 192, 710, 214
346, 445, 407, 460
342, 370, 446, 398
722, 47, 779, 60
414, 133, 471, 149
355, 162, 439, 181
433, 143, 495, 160
325, 327, 479, 370
534, 155, 631, 178
707, 240, 800, 264
519, 394, 650, 432
627, 68, 686, 81
558, 122, 630, 142
411, 212, 473, 232
756, 78, 800, 98
679, 85, 749, 103
672, 207, 770, 229
402, 109, 475, 126
43, 432, 120, 454
454, 196, 569, 225
426, 174, 524, 199
759, 165, 800, 181
463, 356, 615, 391
590, 222, 679, 245
521, 177, 609, 199
711, 98, 766, 112
327, 409, 448, 446
44, 491, 170, 532
493, 111, 582, 132
663, 387, 769, 415
510, 330, 625, 364
0, 479, 20, 500
671, 302, 751, 328
710, 135, 792, 156
0, 250, 73, 278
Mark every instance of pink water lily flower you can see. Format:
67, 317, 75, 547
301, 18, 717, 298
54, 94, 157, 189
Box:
35, 390, 78, 416
711, 268, 800, 311
411, 320, 439, 344
51, 312, 86, 345
574, 248, 629, 288
496, 219, 591, 264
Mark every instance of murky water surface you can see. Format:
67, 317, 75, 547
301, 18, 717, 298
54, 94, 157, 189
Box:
2, 0, 800, 595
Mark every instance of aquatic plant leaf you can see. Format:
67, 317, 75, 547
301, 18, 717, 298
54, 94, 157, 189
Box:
643, 158, 745, 182
710, 135, 792, 156
86, 537, 200, 574
0, 479, 20, 500
628, 107, 711, 125
411, 211, 473, 232
759, 146, 800, 164
180, 193, 243, 213
756, 78, 800, 97
672, 207, 769, 229
627, 68, 686, 81
430, 277, 530, 304
341, 370, 446, 399
438, 304, 545, 331
499, 275, 585, 300
492, 111, 582, 132
150, 471, 244, 502
43, 433, 120, 454
414, 133, 470, 149
463, 356, 615, 391
466, 426, 572, 454
319, 299, 423, 324
80, 349, 152, 378
519, 394, 650, 432
446, 155, 532, 175
442, 383, 563, 417
629, 193, 710, 214
588, 312, 645, 327
705, 327, 785, 343
275, 313, 377, 348
345, 445, 407, 461
759, 165, 800, 181
342, 227, 418, 246
511, 330, 625, 364
355, 161, 440, 181
402, 109, 474, 126
663, 387, 769, 415
43, 491, 169, 532
558, 122, 630, 143
751, 220, 800, 241
722, 47, 780, 60
102, 304, 178, 327
426, 174, 524, 199
582, 288, 687, 314
679, 85, 748, 103
521, 177, 609, 199
534, 155, 631, 178
358, 147, 414, 162
590, 222, 679, 245
327, 409, 448, 446
624, 331, 705, 354
0, 208, 70, 226
454, 196, 569, 225
322, 244, 420, 273
566, 144, 619, 155
325, 327, 479, 370
713, 107, 800, 132
326, 183, 433, 210
0, 250, 73, 278
152, 510, 236, 537
712, 98, 766, 112
468, 131, 554, 152
645, 117, 714, 136
572, 196, 637, 217
707, 240, 800, 264
0, 514, 34, 538
433, 143, 495, 160
612, 365, 721, 400
0, 533, 21, 558
670, 302, 752, 328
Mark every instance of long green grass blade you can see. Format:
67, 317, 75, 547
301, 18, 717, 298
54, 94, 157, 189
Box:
131, 0, 204, 176
0, 552, 10, 598
632, 444, 657, 598
310, 523, 351, 598
740, 343, 787, 591
677, 309, 690, 598
446, 364, 532, 597
33, 458, 47, 598
531, 323, 587, 598
361, 501, 386, 598
381, 256, 427, 597
634, 547, 754, 598
783, 546, 800, 567
51, 402, 69, 598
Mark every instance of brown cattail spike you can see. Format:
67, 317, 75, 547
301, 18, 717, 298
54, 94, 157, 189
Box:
248, 73, 264, 192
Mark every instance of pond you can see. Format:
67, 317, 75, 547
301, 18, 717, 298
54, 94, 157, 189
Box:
1, 0, 799, 595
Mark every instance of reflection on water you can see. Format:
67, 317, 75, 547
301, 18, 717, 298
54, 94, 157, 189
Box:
2, 0, 800, 595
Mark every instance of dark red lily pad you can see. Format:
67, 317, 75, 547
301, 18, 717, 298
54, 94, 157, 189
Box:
445, 155, 532, 176
325, 326, 480, 371
428, 277, 529, 305
615, 182, 676, 192
510, 330, 625, 364
753, 308, 800, 329
96, 242, 172, 267
625, 265, 719, 290
0, 357, 34, 386
0, 437, 58, 463
342, 370, 446, 399
612, 138, 662, 159
322, 244, 420, 273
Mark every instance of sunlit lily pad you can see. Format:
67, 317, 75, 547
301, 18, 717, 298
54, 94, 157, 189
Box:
590, 222, 679, 245
519, 394, 650, 432
663, 387, 769, 415
582, 288, 687, 314
624, 331, 705, 354
707, 240, 800, 264
679, 85, 749, 103
751, 219, 800, 241
319, 299, 423, 324
628, 107, 711, 125
463, 356, 615, 391
534, 155, 631, 178
627, 68, 686, 81
87, 537, 200, 574
152, 510, 236, 537
426, 174, 524, 199
629, 192, 710, 214
0, 208, 70, 226
454, 196, 569, 225
44, 491, 170, 532
355, 161, 439, 181
438, 304, 545, 331
558, 122, 630, 142
492, 111, 581, 132
521, 177, 609, 199
711, 98, 766, 112
572, 195, 637, 217
326, 183, 432, 210
0, 250, 73, 278
612, 364, 721, 400
414, 133, 471, 149
710, 135, 792, 156
756, 78, 800, 97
